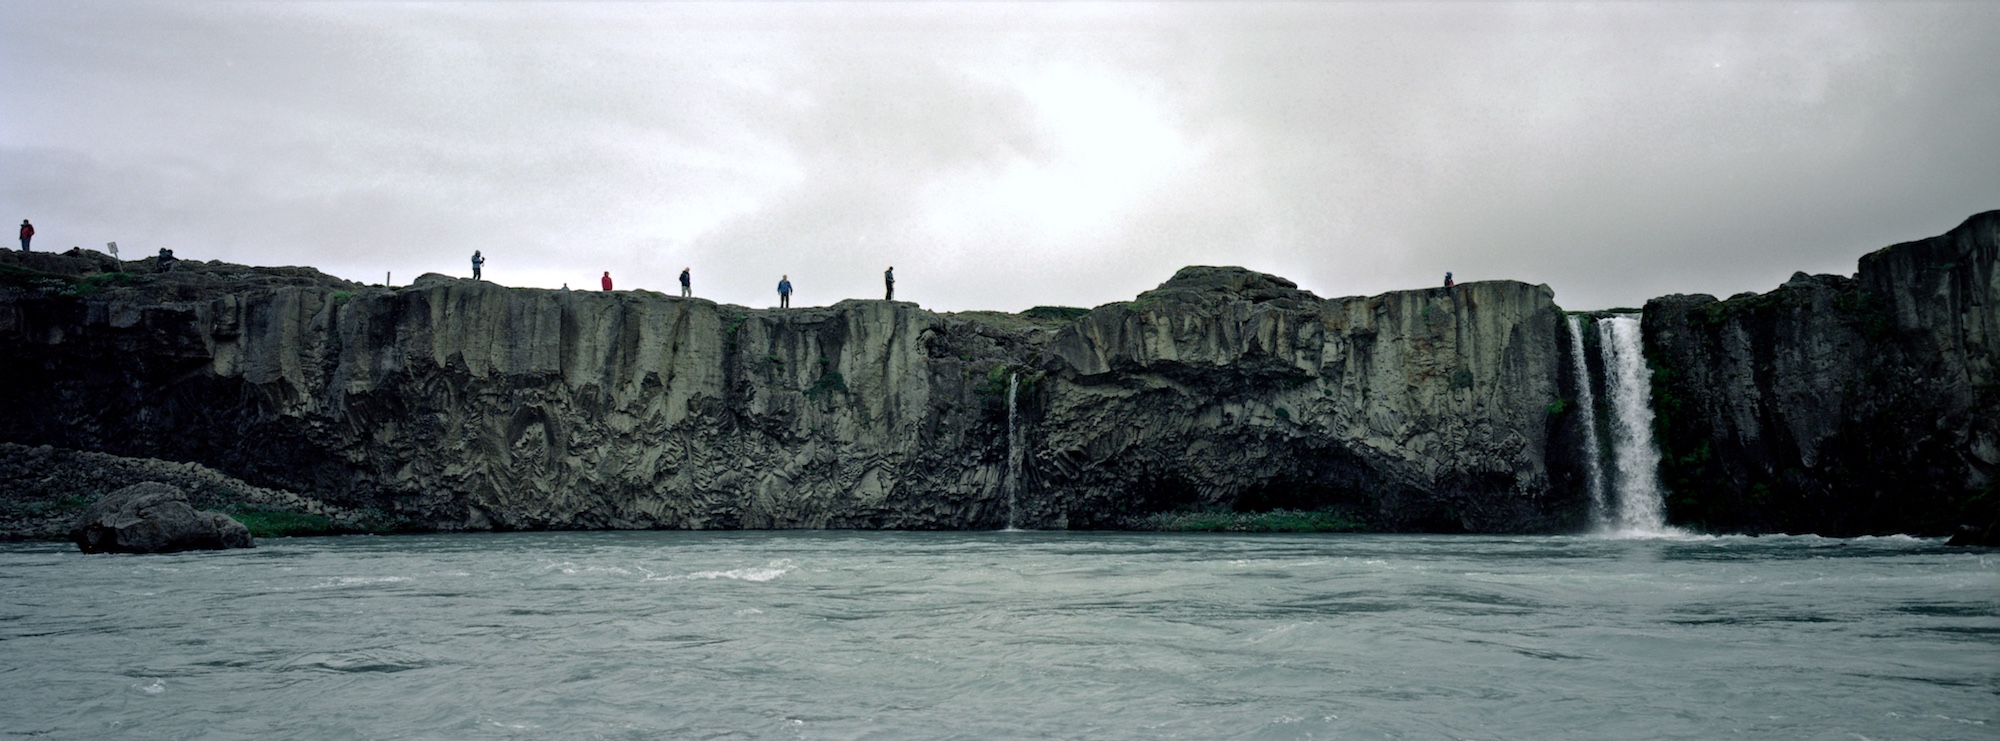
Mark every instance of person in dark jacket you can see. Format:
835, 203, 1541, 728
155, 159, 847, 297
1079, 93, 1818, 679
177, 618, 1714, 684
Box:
601, 271, 614, 291
884, 266, 894, 301
1444, 272, 1454, 289
679, 267, 692, 297
471, 250, 484, 280
778, 275, 793, 308
18, 220, 32, 252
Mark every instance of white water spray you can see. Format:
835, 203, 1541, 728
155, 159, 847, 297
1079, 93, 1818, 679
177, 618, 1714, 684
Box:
1565, 315, 1609, 529
1596, 315, 1678, 535
1004, 373, 1023, 530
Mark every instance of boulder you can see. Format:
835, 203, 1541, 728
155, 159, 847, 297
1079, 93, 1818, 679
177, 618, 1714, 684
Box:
70, 482, 254, 553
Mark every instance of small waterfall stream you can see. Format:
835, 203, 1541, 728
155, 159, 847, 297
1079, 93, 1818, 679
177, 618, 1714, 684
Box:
1003, 373, 1023, 530
1565, 315, 1609, 529
1595, 315, 1677, 535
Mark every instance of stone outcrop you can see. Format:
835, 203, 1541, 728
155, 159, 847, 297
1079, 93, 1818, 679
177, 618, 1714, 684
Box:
69, 482, 253, 553
1643, 211, 1998, 539
0, 251, 1574, 533
0, 442, 375, 540
1038, 268, 1567, 530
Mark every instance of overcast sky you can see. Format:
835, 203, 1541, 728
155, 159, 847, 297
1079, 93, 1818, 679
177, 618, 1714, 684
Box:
5, 2, 1996, 312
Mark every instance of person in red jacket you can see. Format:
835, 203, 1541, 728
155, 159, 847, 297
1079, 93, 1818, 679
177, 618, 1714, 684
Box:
601, 271, 613, 291
18, 220, 31, 252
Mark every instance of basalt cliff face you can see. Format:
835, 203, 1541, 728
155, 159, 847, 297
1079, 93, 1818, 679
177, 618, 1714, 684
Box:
0, 253, 1575, 533
1, 212, 1992, 538
1644, 211, 1998, 539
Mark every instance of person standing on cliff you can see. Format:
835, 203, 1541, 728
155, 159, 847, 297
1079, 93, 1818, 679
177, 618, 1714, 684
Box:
1444, 272, 1454, 289
471, 250, 484, 281
884, 266, 894, 301
679, 267, 692, 297
19, 220, 32, 252
601, 271, 613, 291
778, 275, 793, 308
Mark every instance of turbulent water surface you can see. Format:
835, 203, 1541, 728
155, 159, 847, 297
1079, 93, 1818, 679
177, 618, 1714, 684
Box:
1, 532, 1994, 740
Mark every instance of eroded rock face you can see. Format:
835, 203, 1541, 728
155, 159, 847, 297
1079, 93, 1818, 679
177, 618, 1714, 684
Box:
1644, 211, 1998, 537
0, 254, 1578, 533
70, 482, 253, 553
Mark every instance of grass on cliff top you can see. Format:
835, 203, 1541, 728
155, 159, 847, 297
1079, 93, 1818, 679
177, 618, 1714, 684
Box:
1140, 508, 1367, 533
0, 263, 145, 296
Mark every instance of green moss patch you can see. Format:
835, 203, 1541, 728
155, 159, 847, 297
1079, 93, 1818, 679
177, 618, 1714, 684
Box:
222, 506, 340, 538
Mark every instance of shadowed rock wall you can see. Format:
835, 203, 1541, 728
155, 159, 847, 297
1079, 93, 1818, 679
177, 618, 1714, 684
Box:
1644, 211, 1998, 537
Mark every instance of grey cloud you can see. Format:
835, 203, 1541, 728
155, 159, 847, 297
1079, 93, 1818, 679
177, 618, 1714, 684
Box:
3, 2, 1994, 312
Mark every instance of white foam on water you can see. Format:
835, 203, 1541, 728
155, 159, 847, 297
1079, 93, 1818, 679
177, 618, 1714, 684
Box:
312, 576, 411, 589
538, 561, 633, 576
677, 559, 795, 582
1590, 528, 1714, 541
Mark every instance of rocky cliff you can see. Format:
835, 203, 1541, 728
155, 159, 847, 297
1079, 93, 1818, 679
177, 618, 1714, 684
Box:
0, 252, 1576, 533
4, 212, 1991, 538
1644, 211, 1998, 539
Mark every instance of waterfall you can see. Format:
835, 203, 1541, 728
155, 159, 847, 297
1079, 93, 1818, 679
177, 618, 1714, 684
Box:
1596, 315, 1677, 535
1566, 315, 1609, 529
1004, 373, 1023, 530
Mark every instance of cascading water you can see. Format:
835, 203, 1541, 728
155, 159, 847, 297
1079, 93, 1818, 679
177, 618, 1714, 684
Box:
1565, 315, 1609, 529
1595, 315, 1677, 535
1003, 373, 1023, 530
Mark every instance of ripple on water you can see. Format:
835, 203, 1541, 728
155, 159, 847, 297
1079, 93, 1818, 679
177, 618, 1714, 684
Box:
279, 648, 434, 674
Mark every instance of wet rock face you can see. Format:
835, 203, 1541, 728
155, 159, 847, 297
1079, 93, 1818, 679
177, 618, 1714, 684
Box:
1644, 211, 1999, 537
0, 255, 1580, 533
70, 482, 253, 553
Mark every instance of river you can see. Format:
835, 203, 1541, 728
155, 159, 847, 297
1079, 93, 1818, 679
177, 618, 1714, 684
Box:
2, 531, 1993, 740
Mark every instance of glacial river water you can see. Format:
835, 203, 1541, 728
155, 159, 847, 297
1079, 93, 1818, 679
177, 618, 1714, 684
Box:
1, 532, 1994, 740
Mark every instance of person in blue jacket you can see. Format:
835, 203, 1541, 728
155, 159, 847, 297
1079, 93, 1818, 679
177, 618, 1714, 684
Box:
778, 275, 793, 308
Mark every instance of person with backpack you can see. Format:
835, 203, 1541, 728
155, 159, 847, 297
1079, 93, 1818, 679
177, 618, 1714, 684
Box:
778, 275, 793, 308
679, 267, 692, 297
19, 220, 32, 252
